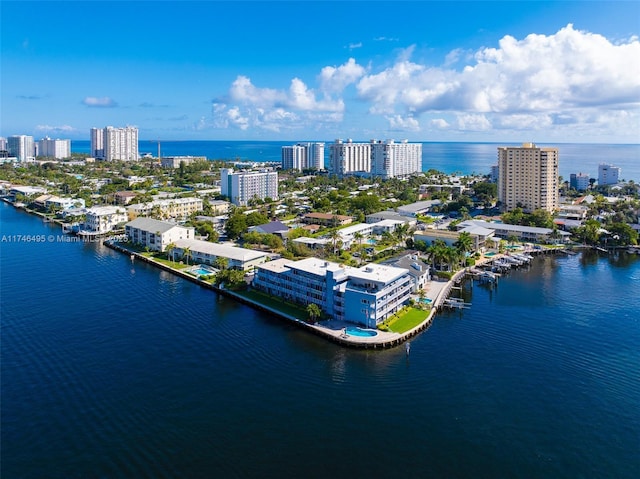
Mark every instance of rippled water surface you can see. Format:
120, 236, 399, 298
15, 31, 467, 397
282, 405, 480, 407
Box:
1, 203, 639, 478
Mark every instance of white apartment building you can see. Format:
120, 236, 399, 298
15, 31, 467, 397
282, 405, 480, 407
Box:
125, 217, 195, 252
370, 139, 422, 179
84, 206, 129, 233
98, 126, 139, 161
8, 135, 35, 162
90, 128, 105, 159
172, 238, 268, 270
253, 257, 412, 327
220, 168, 278, 206
329, 139, 371, 176
598, 164, 621, 186
497, 143, 559, 213
281, 142, 324, 171
38, 137, 71, 159
127, 197, 204, 220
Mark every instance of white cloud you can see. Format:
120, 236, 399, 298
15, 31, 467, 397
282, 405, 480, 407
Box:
455, 114, 492, 131
347, 42, 362, 50
355, 24, 640, 134
319, 58, 366, 94
35, 124, 76, 133
387, 115, 420, 132
430, 118, 450, 129
82, 96, 118, 108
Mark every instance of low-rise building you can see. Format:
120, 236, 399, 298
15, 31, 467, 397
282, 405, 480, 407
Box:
114, 191, 138, 205
172, 239, 268, 271
302, 212, 353, 226
85, 206, 129, 233
160, 156, 207, 168
127, 197, 203, 221
387, 254, 430, 292
34, 194, 85, 211
253, 257, 412, 327
125, 217, 195, 252
397, 200, 442, 217
456, 220, 571, 244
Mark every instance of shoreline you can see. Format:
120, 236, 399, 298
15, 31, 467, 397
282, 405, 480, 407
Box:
3, 199, 604, 350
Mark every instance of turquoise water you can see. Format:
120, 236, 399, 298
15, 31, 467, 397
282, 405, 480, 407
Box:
191, 266, 213, 276
345, 327, 378, 337
2, 203, 639, 478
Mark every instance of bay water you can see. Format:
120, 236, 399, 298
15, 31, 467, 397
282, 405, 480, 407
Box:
1, 199, 639, 478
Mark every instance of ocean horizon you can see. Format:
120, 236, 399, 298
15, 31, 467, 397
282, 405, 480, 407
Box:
71, 140, 640, 182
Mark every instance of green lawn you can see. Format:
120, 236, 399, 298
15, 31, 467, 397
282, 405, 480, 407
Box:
386, 307, 429, 333
235, 289, 310, 319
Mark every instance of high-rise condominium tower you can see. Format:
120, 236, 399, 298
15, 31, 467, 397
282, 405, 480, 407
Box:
281, 142, 325, 171
497, 143, 559, 213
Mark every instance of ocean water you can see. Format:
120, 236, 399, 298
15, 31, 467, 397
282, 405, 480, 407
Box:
1, 203, 639, 478
71, 140, 640, 182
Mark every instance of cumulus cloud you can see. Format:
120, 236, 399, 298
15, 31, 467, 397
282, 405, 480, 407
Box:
35, 124, 76, 133
82, 96, 117, 108
355, 24, 640, 134
387, 115, 420, 132
211, 24, 639, 137
319, 58, 366, 94
212, 63, 360, 132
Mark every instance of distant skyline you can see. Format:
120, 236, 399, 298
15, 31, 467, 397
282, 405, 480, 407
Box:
1, 1, 639, 143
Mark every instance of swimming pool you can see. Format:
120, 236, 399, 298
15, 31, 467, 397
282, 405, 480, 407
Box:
191, 267, 214, 276
345, 327, 378, 337
420, 298, 433, 304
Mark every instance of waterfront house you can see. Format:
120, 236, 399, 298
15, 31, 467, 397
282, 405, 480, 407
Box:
84, 206, 129, 234
125, 217, 195, 252
456, 220, 571, 244
172, 238, 268, 271
387, 254, 431, 292
34, 194, 85, 211
366, 210, 417, 227
253, 257, 412, 327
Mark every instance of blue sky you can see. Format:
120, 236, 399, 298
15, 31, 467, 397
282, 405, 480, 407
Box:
2, 1, 639, 143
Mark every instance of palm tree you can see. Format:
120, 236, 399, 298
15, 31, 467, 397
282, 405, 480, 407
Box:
306, 303, 322, 323
427, 240, 448, 271
394, 223, 411, 249
455, 231, 474, 263
166, 242, 176, 263
507, 234, 519, 247
182, 246, 192, 265
214, 256, 229, 271
328, 229, 341, 256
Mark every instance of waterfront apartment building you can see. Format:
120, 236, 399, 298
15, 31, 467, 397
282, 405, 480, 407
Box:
497, 143, 559, 213
281, 142, 325, 171
253, 257, 413, 328
171, 238, 268, 271
329, 139, 371, 176
8, 135, 35, 162
370, 139, 422, 179
127, 197, 204, 221
125, 217, 195, 252
91, 126, 138, 161
598, 164, 621, 186
38, 137, 71, 159
569, 172, 591, 191
220, 168, 278, 206
84, 206, 129, 233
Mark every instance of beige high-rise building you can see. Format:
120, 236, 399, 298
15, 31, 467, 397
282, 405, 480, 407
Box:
497, 143, 559, 213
